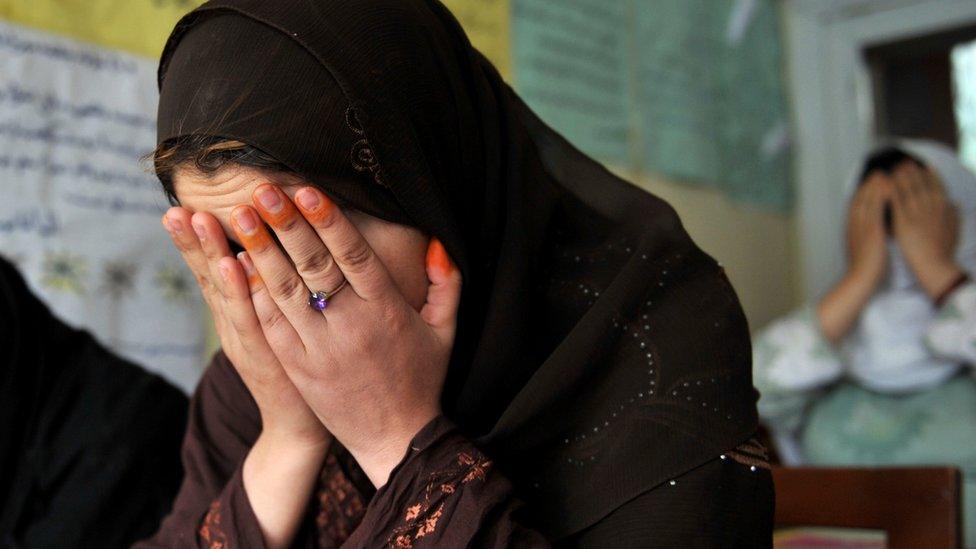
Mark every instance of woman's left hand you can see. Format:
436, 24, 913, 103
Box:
230, 183, 461, 487
890, 161, 964, 299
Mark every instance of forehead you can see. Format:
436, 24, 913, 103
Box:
173, 164, 303, 234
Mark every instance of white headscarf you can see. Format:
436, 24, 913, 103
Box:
842, 139, 976, 392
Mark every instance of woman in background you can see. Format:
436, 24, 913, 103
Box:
0, 255, 186, 547
754, 140, 976, 547
140, 0, 772, 546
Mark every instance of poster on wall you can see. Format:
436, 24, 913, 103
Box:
634, 0, 791, 210
508, 0, 792, 211
512, 0, 634, 164
0, 15, 205, 393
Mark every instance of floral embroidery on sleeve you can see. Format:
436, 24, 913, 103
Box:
315, 451, 368, 548
386, 451, 493, 548
198, 499, 228, 549
724, 437, 771, 470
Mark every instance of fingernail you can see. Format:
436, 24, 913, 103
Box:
237, 252, 261, 286
255, 185, 283, 213
296, 188, 335, 223
233, 207, 259, 235
218, 263, 230, 282
237, 251, 255, 275
296, 187, 321, 211
165, 216, 183, 234
426, 238, 454, 275
192, 221, 207, 242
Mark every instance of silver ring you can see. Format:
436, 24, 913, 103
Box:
308, 279, 348, 311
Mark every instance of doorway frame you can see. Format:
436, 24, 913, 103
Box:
783, 0, 976, 299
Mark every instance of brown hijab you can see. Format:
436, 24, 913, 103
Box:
156, 0, 758, 537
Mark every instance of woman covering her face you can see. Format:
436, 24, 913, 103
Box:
754, 140, 976, 547
139, 1, 772, 546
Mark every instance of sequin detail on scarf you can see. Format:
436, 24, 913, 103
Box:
387, 451, 493, 548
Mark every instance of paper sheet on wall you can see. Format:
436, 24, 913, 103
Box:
441, 0, 512, 79
509, 0, 791, 211
512, 0, 633, 164
0, 20, 206, 393
634, 0, 791, 210
1, 0, 204, 58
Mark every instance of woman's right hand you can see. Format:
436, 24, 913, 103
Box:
165, 207, 332, 548
846, 172, 891, 286
162, 207, 330, 448
817, 173, 892, 343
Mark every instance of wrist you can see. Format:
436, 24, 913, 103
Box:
846, 264, 884, 289
346, 407, 440, 488
243, 430, 330, 549
818, 271, 880, 343
916, 261, 964, 300
259, 411, 331, 449
259, 424, 332, 456
838, 269, 883, 305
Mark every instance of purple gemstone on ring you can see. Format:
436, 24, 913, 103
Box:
309, 291, 328, 311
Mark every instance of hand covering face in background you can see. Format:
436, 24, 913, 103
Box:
156, 0, 761, 537
842, 139, 976, 392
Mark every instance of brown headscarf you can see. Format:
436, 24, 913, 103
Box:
157, 0, 758, 538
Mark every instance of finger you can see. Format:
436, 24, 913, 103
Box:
236, 251, 306, 355
164, 209, 236, 347
852, 174, 877, 224
251, 184, 346, 299
231, 204, 322, 332
854, 172, 883, 214
215, 255, 259, 339
905, 162, 938, 207
164, 208, 219, 306
891, 167, 915, 210
896, 162, 924, 199
419, 238, 462, 342
294, 186, 397, 301
923, 166, 947, 199
890, 173, 909, 227
862, 170, 887, 190
863, 180, 885, 219
191, 211, 234, 297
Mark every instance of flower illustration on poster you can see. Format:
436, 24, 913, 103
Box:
41, 250, 87, 294
155, 262, 194, 303
101, 260, 139, 299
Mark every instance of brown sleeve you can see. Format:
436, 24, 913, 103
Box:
135, 351, 267, 548
343, 416, 549, 548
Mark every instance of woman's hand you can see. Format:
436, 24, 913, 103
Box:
846, 172, 891, 286
230, 184, 462, 487
162, 208, 330, 448
890, 161, 964, 299
164, 208, 333, 548
817, 174, 892, 343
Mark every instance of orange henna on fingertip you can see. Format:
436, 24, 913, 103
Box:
231, 206, 273, 250
426, 238, 455, 276
237, 252, 263, 288
294, 187, 336, 223
252, 184, 301, 229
